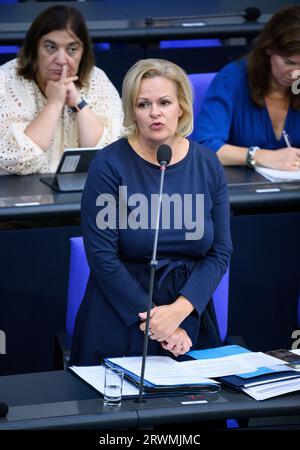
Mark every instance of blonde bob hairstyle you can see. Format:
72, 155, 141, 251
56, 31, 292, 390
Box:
122, 58, 194, 138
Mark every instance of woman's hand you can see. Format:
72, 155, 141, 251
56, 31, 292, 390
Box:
139, 296, 194, 342
161, 328, 192, 357
256, 147, 300, 171
45, 65, 78, 108
65, 79, 81, 109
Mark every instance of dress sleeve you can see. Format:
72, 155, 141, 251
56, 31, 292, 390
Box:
81, 152, 149, 328
0, 67, 48, 175
178, 160, 233, 317
197, 65, 238, 152
85, 68, 123, 149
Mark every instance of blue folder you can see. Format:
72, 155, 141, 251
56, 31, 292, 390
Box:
217, 370, 300, 389
104, 357, 221, 394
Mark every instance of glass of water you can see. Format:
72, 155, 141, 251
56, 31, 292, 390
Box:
104, 367, 124, 407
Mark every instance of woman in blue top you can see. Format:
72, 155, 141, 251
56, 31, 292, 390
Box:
198, 5, 300, 171
70, 59, 232, 366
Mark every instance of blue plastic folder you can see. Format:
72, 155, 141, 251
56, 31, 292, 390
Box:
188, 345, 279, 378
187, 345, 250, 360
104, 356, 221, 394
187, 345, 300, 390
217, 370, 300, 389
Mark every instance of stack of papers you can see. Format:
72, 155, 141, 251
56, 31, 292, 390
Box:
104, 356, 221, 393
70, 365, 139, 398
255, 166, 300, 182
189, 346, 300, 401
242, 375, 300, 400
70, 347, 300, 401
241, 349, 300, 400
70, 357, 221, 397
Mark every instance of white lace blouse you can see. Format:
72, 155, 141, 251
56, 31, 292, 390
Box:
0, 59, 123, 175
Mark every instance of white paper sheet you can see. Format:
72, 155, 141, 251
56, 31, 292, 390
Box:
255, 166, 300, 182
108, 353, 270, 382
70, 365, 139, 396
242, 377, 300, 400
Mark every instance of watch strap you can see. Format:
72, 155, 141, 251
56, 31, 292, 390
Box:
246, 146, 259, 168
71, 99, 88, 113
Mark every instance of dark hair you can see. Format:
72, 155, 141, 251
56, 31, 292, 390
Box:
247, 5, 300, 109
17, 5, 94, 87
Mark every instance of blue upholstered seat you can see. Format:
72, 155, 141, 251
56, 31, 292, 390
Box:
66, 237, 89, 339
188, 72, 217, 141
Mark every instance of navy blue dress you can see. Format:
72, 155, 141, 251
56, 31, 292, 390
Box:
198, 59, 300, 152
70, 138, 232, 365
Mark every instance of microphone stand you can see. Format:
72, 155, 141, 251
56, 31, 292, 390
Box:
136, 162, 167, 403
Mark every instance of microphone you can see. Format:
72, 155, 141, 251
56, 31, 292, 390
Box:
244, 6, 261, 22
0, 401, 8, 418
145, 7, 261, 25
136, 144, 172, 403
243, 7, 261, 21
157, 144, 172, 166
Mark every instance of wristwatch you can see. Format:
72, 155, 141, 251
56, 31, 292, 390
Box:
71, 98, 88, 113
246, 146, 259, 168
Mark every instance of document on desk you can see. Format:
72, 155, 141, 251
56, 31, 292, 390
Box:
242, 377, 300, 400
255, 166, 300, 182
69, 365, 139, 397
105, 353, 270, 383
70, 362, 218, 396
174, 352, 286, 378
188, 346, 290, 378
70, 349, 295, 399
105, 355, 221, 392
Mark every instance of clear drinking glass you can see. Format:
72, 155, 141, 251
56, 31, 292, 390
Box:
104, 367, 124, 407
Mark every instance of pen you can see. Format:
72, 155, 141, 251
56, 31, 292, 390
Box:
283, 130, 292, 147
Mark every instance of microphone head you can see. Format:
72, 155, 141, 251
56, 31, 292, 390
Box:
157, 144, 172, 166
244, 7, 261, 21
0, 401, 8, 418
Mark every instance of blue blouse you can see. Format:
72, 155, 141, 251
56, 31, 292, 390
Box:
70, 138, 232, 365
197, 59, 300, 151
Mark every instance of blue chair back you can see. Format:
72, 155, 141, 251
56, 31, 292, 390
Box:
188, 72, 216, 141
212, 268, 229, 342
66, 236, 229, 342
66, 237, 90, 339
